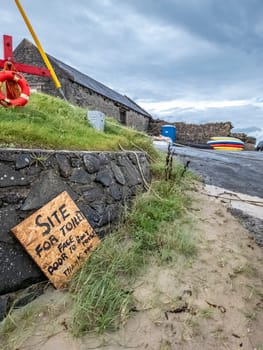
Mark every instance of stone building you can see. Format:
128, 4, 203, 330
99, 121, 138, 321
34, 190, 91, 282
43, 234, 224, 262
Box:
14, 39, 152, 132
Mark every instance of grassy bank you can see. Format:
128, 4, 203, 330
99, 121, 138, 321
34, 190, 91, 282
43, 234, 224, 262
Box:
0, 93, 157, 158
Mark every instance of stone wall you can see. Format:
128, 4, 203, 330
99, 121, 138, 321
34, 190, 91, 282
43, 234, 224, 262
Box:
14, 40, 150, 132
0, 149, 150, 296
149, 120, 256, 148
230, 133, 256, 150
149, 120, 234, 142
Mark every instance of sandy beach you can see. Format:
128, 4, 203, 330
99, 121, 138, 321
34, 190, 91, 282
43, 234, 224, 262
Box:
1, 182, 262, 350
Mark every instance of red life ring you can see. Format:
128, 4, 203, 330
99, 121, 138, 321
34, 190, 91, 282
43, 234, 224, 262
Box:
0, 71, 30, 107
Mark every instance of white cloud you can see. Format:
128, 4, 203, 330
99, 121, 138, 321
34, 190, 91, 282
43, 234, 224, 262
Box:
138, 98, 251, 115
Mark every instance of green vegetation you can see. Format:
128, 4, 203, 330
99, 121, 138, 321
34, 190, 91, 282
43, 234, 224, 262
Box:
70, 158, 197, 335
0, 95, 197, 340
0, 92, 157, 158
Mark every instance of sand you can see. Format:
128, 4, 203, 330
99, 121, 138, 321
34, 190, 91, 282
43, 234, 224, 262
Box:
2, 185, 263, 350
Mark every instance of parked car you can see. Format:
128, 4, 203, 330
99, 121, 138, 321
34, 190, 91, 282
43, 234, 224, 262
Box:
256, 140, 263, 151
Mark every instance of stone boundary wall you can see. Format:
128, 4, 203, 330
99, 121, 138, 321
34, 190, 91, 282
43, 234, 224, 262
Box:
0, 149, 150, 297
149, 120, 256, 149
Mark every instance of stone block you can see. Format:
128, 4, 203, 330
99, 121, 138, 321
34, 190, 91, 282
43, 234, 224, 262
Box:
0, 243, 45, 295
21, 169, 77, 210
0, 164, 29, 188
83, 154, 100, 174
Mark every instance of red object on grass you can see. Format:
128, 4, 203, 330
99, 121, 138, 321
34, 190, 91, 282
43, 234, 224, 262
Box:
0, 34, 51, 77
0, 70, 30, 107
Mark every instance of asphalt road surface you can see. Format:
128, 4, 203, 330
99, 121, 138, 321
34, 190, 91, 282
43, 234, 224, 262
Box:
156, 143, 263, 198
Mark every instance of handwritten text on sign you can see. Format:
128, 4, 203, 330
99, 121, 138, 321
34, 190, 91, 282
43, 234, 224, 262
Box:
11, 191, 100, 289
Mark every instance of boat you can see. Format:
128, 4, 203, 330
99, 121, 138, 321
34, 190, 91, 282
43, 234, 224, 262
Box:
210, 136, 244, 142
207, 137, 244, 151
212, 146, 243, 151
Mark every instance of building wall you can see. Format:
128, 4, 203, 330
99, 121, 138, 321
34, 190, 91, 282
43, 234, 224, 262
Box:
14, 41, 150, 132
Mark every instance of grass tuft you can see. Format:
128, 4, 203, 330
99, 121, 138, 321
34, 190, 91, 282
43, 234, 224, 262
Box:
70, 158, 197, 335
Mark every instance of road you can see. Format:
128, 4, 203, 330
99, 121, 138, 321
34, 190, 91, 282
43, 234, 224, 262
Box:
155, 142, 263, 198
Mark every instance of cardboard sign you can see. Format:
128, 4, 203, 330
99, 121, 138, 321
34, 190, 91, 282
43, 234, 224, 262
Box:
12, 191, 100, 289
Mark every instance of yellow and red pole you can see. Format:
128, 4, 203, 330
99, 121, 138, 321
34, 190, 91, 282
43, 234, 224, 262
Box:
14, 0, 66, 98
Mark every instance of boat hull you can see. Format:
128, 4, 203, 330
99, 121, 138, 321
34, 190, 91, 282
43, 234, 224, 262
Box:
207, 137, 244, 151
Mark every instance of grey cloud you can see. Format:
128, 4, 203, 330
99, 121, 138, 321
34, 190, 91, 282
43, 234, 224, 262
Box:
2, 1, 263, 141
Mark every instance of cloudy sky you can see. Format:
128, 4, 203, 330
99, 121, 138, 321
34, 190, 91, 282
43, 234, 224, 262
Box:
2, 0, 263, 142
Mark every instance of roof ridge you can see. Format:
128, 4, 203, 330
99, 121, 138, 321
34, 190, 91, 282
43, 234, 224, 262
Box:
16, 39, 151, 117
50, 55, 151, 117
124, 95, 152, 119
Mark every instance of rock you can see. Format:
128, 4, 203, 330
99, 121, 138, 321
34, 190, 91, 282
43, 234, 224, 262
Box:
0, 164, 29, 187
21, 169, 77, 210
56, 154, 72, 178
0, 151, 17, 162
0, 243, 45, 295
111, 162, 126, 185
71, 157, 82, 168
0, 192, 25, 205
79, 204, 101, 228
83, 154, 100, 174
110, 183, 123, 201
83, 187, 104, 202
89, 200, 105, 215
98, 204, 121, 226
118, 157, 141, 186
69, 168, 92, 184
25, 165, 42, 177
0, 206, 20, 244
15, 153, 31, 169
98, 152, 110, 165
95, 169, 114, 187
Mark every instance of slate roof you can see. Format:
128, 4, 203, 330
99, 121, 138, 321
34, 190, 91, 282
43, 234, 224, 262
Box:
49, 55, 151, 118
